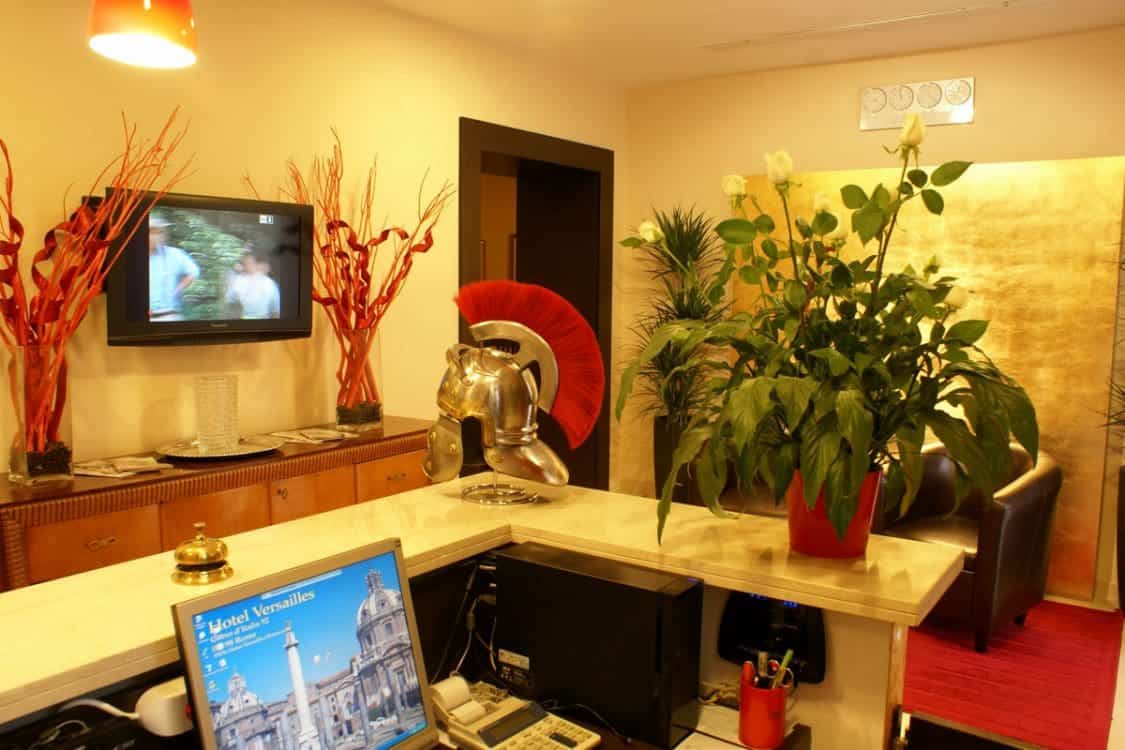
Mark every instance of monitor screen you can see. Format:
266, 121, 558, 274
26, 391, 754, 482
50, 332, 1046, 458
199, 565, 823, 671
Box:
146, 205, 302, 324
106, 191, 313, 346
174, 542, 433, 750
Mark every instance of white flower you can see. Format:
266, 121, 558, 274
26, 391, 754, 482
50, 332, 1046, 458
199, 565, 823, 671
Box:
900, 113, 926, 148
637, 220, 663, 244
945, 286, 969, 309
813, 191, 832, 214
764, 150, 793, 185
826, 218, 849, 246
721, 174, 747, 198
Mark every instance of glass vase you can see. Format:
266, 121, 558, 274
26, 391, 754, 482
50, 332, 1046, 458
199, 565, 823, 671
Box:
335, 327, 383, 433
8, 344, 73, 485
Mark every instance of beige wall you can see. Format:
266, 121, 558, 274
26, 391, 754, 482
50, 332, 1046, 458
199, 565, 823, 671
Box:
0, 0, 627, 468
620, 24, 1125, 601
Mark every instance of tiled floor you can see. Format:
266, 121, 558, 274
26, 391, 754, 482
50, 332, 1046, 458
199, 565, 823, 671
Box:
1110, 621, 1125, 749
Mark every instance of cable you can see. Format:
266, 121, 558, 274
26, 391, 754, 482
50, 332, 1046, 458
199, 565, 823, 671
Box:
539, 701, 629, 744
429, 563, 479, 682
27, 720, 89, 750
57, 699, 138, 720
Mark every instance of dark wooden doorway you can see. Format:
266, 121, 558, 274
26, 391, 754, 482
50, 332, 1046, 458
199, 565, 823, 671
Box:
459, 118, 613, 490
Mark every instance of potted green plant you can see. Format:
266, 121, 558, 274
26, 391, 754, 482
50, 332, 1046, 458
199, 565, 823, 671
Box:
619, 207, 731, 503
618, 116, 1039, 555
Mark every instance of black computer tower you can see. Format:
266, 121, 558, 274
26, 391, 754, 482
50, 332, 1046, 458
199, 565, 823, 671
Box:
494, 543, 702, 749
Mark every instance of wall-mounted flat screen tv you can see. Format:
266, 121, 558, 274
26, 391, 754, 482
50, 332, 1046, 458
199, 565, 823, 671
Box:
106, 192, 314, 345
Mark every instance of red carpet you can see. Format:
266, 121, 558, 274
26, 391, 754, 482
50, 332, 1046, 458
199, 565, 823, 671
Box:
904, 602, 1123, 749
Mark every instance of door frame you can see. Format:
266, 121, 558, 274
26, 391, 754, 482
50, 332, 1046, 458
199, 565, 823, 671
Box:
458, 117, 614, 490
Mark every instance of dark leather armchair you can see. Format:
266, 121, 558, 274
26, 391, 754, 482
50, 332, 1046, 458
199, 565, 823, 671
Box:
877, 443, 1062, 652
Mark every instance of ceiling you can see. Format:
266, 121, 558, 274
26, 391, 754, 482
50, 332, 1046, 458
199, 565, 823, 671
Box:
379, 0, 1125, 86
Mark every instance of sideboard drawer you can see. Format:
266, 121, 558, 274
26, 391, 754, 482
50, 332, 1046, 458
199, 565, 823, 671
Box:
356, 450, 429, 501
270, 465, 356, 524
26, 505, 161, 584
160, 484, 270, 550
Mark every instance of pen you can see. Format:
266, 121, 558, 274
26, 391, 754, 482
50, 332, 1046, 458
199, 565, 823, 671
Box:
757, 650, 769, 685
771, 649, 793, 689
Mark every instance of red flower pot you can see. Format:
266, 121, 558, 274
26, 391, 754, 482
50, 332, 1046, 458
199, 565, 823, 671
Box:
785, 470, 882, 558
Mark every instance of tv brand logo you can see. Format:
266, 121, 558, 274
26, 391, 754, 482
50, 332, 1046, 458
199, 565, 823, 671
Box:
259, 214, 275, 224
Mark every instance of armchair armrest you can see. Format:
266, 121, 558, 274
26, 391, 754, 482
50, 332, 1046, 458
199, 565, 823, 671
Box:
973, 452, 1063, 628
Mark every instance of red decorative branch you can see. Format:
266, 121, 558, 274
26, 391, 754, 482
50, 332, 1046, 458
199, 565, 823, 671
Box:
0, 111, 192, 455
247, 133, 454, 408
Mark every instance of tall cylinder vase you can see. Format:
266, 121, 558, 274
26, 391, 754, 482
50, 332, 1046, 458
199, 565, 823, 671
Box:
8, 344, 73, 485
335, 327, 383, 433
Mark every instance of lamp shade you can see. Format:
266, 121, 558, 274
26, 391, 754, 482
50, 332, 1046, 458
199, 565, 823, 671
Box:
89, 0, 197, 69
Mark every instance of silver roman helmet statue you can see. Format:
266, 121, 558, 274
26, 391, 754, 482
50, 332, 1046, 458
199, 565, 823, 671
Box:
423, 281, 605, 502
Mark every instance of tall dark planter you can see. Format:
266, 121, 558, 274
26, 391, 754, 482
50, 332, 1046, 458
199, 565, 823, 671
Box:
653, 416, 703, 506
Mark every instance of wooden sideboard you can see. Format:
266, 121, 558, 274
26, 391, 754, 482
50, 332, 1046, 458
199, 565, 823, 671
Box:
0, 416, 431, 590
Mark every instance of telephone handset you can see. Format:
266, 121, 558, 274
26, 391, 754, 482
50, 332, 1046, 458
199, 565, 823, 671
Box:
429, 677, 599, 750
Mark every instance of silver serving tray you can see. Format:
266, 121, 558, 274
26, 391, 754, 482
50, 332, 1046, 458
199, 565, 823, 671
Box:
157, 435, 285, 460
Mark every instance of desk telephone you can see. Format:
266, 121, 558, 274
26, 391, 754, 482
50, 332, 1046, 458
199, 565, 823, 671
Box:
429, 677, 600, 750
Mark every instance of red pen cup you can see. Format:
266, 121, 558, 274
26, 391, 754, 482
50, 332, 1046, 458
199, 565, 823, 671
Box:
739, 662, 791, 749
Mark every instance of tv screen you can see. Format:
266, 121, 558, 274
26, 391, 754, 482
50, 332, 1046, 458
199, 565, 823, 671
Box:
107, 192, 313, 345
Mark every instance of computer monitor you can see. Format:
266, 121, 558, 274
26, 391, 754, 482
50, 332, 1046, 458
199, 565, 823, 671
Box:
172, 539, 437, 750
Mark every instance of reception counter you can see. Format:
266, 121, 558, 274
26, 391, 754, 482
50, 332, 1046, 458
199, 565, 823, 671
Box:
0, 477, 962, 748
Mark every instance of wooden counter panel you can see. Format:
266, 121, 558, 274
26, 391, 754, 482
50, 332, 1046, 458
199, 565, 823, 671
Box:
270, 465, 356, 524
356, 450, 428, 501
160, 484, 271, 550
26, 506, 161, 584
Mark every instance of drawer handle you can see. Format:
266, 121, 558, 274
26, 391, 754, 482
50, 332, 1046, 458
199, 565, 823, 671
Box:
278, 487, 289, 500
387, 472, 408, 482
86, 536, 118, 552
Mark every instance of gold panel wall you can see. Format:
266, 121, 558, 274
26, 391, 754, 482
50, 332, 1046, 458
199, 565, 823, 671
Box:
738, 157, 1125, 600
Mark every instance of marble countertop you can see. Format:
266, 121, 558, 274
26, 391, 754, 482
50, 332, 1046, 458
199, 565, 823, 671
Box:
0, 477, 962, 725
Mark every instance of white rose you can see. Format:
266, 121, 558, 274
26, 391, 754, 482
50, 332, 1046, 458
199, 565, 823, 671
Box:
900, 113, 926, 148
813, 191, 832, 214
721, 174, 747, 197
637, 219, 663, 244
764, 150, 793, 185
826, 218, 849, 246
945, 286, 969, 309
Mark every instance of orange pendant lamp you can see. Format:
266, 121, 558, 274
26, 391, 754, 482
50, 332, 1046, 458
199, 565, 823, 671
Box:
89, 0, 197, 69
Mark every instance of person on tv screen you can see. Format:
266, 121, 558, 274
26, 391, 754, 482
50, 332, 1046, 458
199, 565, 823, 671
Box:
225, 247, 281, 319
148, 216, 199, 321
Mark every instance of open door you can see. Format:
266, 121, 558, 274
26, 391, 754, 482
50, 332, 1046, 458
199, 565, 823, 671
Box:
459, 119, 613, 490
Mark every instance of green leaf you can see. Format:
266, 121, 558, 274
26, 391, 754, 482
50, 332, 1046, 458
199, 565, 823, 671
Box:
615, 362, 642, 421
907, 169, 928, 188
727, 378, 776, 448
840, 185, 868, 210
800, 417, 842, 508
810, 347, 851, 377
754, 214, 776, 234
810, 211, 838, 237
894, 422, 925, 517
824, 458, 858, 540
836, 389, 873, 461
784, 280, 807, 309
696, 439, 729, 512
659, 425, 729, 541
907, 288, 935, 316
716, 218, 757, 245
924, 410, 993, 494
946, 319, 988, 345
830, 262, 853, 288
852, 202, 885, 244
619, 236, 645, 248
795, 218, 813, 239
921, 189, 944, 215
761, 238, 779, 260
931, 161, 972, 187
898, 182, 914, 197
872, 184, 891, 210
775, 376, 818, 428
739, 265, 761, 285
765, 443, 798, 500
